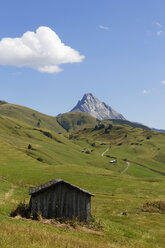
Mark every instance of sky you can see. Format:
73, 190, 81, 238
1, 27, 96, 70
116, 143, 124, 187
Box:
0, 0, 165, 129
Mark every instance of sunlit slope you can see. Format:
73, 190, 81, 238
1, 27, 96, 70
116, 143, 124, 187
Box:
70, 123, 165, 177
0, 102, 99, 133
104, 119, 150, 130
56, 112, 98, 131
0, 115, 114, 185
0, 102, 65, 133
1, 115, 165, 247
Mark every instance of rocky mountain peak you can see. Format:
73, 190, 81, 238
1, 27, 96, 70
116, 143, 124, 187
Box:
70, 93, 125, 120
81, 93, 98, 104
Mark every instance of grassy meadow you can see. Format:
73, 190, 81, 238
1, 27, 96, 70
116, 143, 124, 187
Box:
0, 103, 165, 247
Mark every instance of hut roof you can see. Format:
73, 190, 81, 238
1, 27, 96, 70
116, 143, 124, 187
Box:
29, 178, 94, 196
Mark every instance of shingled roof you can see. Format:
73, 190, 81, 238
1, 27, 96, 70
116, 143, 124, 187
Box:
29, 178, 94, 196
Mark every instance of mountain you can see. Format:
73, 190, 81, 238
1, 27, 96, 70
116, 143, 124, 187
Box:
70, 93, 125, 120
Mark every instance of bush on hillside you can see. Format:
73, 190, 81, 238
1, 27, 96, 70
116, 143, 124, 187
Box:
43, 131, 52, 138
28, 144, 32, 149
107, 124, 113, 130
141, 201, 165, 213
91, 143, 95, 147
104, 128, 109, 134
37, 157, 44, 162
10, 202, 31, 218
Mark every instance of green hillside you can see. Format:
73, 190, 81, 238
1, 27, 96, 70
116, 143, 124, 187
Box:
0, 102, 98, 133
105, 119, 150, 130
70, 123, 165, 177
0, 106, 165, 248
56, 112, 98, 131
0, 101, 66, 133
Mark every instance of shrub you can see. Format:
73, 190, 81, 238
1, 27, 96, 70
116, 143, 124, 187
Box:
28, 144, 32, 149
104, 129, 109, 134
98, 124, 105, 129
37, 119, 41, 127
43, 131, 52, 138
141, 201, 165, 213
91, 143, 95, 147
90, 215, 104, 230
37, 157, 43, 162
108, 124, 113, 129
146, 136, 152, 140
10, 202, 31, 218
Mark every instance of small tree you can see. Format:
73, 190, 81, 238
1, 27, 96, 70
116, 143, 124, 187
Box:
28, 144, 32, 149
37, 118, 41, 127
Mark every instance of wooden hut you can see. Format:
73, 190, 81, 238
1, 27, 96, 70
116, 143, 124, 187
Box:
29, 179, 94, 222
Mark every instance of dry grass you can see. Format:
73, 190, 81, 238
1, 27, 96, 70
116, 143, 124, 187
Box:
0, 220, 116, 248
141, 200, 165, 213
11, 215, 104, 236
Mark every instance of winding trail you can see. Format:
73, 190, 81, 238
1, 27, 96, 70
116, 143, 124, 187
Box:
121, 162, 130, 174
101, 147, 109, 157
101, 147, 130, 175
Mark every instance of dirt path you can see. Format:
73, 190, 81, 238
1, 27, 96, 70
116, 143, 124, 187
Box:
101, 147, 109, 157
121, 162, 130, 174
4, 187, 14, 200
0, 186, 15, 204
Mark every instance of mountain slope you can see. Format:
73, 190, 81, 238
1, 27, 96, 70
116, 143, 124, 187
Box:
70, 122, 165, 176
0, 102, 66, 133
71, 93, 125, 120
56, 112, 98, 132
0, 102, 98, 133
104, 119, 150, 130
1, 107, 165, 247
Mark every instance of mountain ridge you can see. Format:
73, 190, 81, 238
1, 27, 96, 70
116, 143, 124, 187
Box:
71, 93, 125, 120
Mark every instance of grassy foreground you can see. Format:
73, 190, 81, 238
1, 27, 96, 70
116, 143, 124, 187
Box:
0, 110, 165, 247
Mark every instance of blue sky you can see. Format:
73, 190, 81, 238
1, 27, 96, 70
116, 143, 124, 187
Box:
0, 0, 165, 129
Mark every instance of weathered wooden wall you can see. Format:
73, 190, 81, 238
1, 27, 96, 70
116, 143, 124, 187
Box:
30, 182, 91, 222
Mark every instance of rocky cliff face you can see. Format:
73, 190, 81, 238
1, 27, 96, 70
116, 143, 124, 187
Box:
70, 93, 125, 120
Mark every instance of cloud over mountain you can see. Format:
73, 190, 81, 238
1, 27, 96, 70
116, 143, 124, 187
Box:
0, 26, 85, 73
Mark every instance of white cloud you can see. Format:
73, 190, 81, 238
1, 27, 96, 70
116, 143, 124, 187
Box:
99, 25, 109, 30
161, 80, 165, 84
157, 30, 163, 36
0, 26, 85, 73
142, 90, 150, 94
